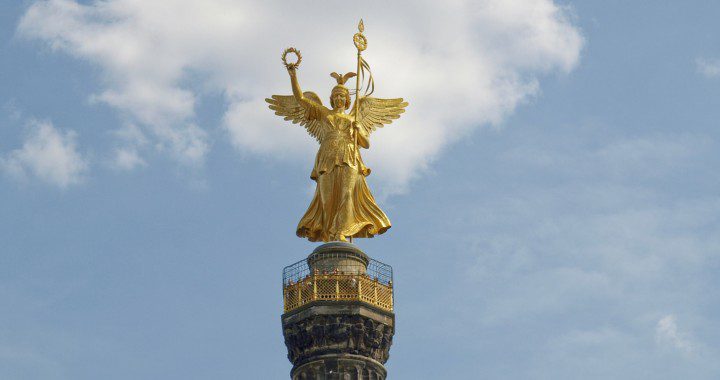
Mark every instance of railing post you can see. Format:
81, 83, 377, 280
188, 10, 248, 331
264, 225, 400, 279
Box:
296, 284, 301, 306
313, 276, 317, 301
374, 282, 378, 304
335, 278, 340, 300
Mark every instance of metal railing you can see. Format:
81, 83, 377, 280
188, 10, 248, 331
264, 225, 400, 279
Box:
282, 257, 393, 313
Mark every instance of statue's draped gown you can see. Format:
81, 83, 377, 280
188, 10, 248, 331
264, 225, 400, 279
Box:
297, 111, 391, 242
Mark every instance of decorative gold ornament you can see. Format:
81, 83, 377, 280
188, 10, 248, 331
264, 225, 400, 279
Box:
353, 34, 367, 51
266, 20, 408, 243
281, 47, 302, 70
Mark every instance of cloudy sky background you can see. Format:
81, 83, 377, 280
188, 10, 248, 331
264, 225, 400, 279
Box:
1, 0, 719, 379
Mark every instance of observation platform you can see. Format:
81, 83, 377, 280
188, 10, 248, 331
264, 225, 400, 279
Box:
282, 242, 394, 313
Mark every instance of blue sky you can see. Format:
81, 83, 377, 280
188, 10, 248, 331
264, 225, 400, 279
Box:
2, 0, 720, 379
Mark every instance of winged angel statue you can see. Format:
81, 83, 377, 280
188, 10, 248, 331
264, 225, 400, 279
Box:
266, 21, 408, 243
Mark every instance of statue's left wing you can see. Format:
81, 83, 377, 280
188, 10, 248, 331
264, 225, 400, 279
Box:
266, 92, 326, 142
353, 96, 408, 137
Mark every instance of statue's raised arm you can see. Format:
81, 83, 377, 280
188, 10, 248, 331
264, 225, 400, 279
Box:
265, 48, 329, 142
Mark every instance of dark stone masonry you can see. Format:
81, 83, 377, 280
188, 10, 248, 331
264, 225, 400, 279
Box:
282, 243, 395, 380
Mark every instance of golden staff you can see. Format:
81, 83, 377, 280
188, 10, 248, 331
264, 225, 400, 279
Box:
350, 19, 368, 245
352, 19, 367, 166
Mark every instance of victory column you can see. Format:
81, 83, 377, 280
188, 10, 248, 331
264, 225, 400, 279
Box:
267, 20, 408, 379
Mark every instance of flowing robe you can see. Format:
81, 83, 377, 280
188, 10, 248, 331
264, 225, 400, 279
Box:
297, 111, 391, 242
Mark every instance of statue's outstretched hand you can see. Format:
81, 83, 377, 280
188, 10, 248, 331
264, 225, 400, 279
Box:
282, 48, 302, 72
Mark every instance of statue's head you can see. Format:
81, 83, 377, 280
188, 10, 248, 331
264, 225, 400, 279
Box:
329, 71, 356, 111
330, 85, 350, 110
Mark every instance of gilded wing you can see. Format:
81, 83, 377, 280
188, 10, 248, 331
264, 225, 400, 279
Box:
265, 92, 327, 141
353, 96, 408, 137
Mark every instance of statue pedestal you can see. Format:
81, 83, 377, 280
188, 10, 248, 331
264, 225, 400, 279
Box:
282, 243, 395, 380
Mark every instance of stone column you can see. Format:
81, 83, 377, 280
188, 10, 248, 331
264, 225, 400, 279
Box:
282, 242, 395, 380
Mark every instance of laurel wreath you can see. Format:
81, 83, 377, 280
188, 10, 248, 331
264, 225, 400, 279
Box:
282, 47, 302, 70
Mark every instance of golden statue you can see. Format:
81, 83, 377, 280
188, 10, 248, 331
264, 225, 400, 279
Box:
266, 20, 408, 243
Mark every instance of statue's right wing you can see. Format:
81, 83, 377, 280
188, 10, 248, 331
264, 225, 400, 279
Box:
352, 96, 408, 137
265, 92, 327, 142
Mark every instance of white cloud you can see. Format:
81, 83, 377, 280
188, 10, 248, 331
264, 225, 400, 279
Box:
656, 314, 694, 354
696, 57, 720, 78
112, 123, 147, 147
18, 0, 583, 190
110, 124, 147, 170
112, 148, 145, 170
1, 120, 88, 188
